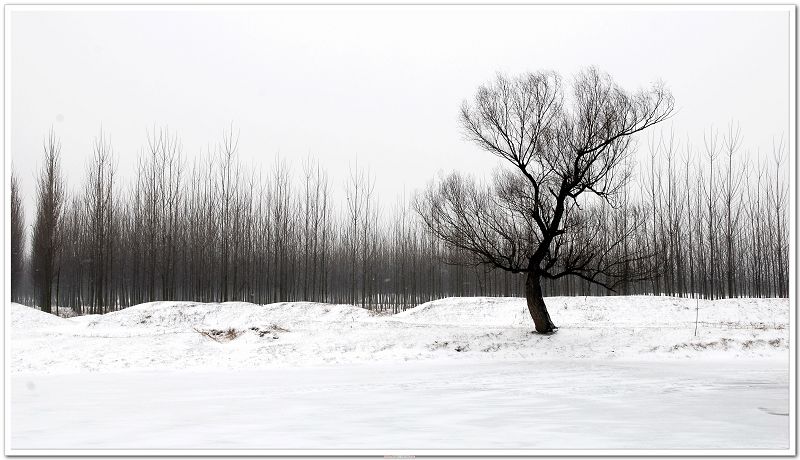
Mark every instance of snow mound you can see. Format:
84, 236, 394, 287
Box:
10, 296, 790, 375
541, 295, 790, 329
10, 303, 72, 329
393, 297, 529, 327
79, 301, 374, 331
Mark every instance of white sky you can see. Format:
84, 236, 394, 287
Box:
7, 5, 792, 221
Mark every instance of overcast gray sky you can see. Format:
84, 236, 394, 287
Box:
8, 5, 792, 220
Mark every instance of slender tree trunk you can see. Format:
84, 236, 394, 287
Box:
525, 271, 556, 333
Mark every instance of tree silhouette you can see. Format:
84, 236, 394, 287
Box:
416, 68, 674, 333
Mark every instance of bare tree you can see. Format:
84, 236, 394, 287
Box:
31, 130, 66, 314
217, 126, 239, 301
345, 160, 366, 305
11, 169, 26, 303
721, 123, 744, 298
701, 128, 720, 299
769, 138, 788, 298
83, 130, 113, 312
682, 140, 696, 298
415, 68, 674, 333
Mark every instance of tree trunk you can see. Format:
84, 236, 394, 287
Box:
525, 271, 557, 333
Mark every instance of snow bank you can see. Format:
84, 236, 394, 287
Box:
396, 296, 789, 329
81, 301, 374, 331
10, 303, 73, 329
393, 297, 529, 327
9, 296, 790, 375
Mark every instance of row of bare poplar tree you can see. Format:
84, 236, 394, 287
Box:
638, 126, 789, 300
10, 125, 789, 315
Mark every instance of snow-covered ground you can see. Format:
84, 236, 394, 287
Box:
11, 360, 789, 450
9, 296, 789, 372
8, 296, 791, 451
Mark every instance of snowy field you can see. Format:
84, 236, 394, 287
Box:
9, 296, 791, 451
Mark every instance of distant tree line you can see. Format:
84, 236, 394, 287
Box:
539, 124, 789, 300
10, 124, 789, 315
637, 125, 790, 300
